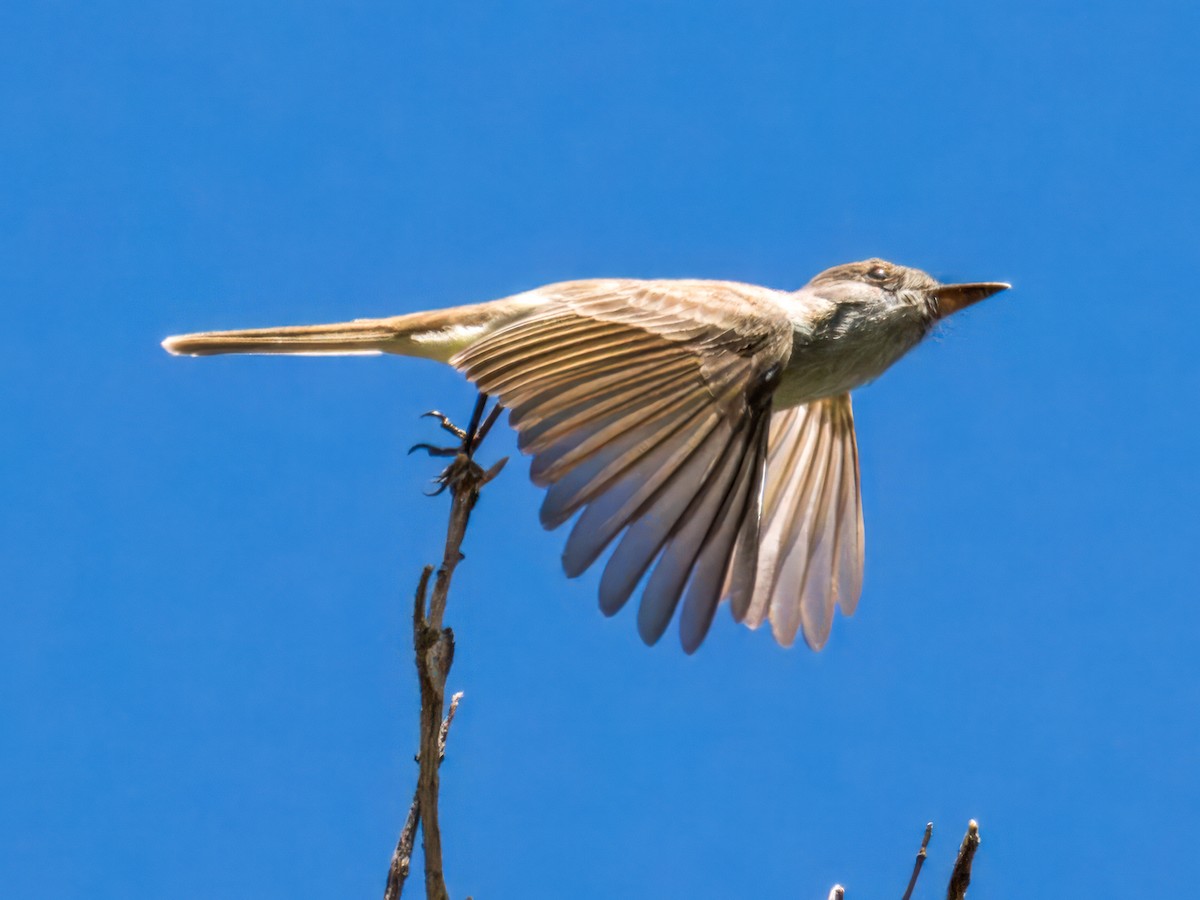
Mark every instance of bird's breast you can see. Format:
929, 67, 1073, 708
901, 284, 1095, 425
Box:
772, 297, 926, 408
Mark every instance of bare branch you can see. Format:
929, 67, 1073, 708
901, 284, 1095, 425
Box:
828, 820, 980, 900
384, 691, 464, 900
383, 789, 419, 900
901, 822, 933, 900
946, 820, 980, 900
383, 393, 503, 900
383, 568, 434, 900
414, 479, 470, 895
438, 692, 464, 755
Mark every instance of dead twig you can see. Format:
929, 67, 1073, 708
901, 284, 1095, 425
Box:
384, 688, 464, 899
946, 820, 980, 900
901, 822, 933, 900
827, 819, 979, 900
383, 567, 434, 900
382, 393, 506, 900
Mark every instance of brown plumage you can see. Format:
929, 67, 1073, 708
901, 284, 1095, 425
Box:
163, 262, 1008, 652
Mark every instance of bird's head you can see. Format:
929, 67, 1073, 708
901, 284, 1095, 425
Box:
807, 258, 1009, 334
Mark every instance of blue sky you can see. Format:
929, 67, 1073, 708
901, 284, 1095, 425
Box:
3, 1, 1198, 897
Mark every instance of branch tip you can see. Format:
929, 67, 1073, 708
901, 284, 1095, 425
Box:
901, 821, 934, 900
946, 820, 981, 900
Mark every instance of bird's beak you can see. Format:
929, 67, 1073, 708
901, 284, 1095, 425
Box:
932, 282, 1010, 319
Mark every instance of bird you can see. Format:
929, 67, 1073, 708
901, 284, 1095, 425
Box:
163, 258, 1008, 653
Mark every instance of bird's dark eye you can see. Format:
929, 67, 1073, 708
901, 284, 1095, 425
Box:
867, 265, 888, 281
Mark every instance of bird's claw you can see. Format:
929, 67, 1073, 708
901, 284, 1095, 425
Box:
409, 407, 479, 457
420, 410, 468, 440
408, 442, 461, 459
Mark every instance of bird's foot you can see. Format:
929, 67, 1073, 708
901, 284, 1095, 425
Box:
409, 393, 507, 496
427, 452, 507, 497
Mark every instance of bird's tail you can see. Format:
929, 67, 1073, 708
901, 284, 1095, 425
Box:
162, 299, 524, 362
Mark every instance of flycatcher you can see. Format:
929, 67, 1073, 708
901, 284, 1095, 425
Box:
163, 259, 1007, 653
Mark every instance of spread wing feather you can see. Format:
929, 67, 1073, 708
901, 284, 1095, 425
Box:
636, 413, 756, 647
451, 279, 793, 651
732, 395, 864, 650
677, 413, 769, 653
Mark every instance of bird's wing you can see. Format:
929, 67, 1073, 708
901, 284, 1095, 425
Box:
451, 279, 794, 653
729, 394, 864, 650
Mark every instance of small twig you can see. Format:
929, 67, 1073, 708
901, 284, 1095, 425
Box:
438, 691, 464, 752
384, 689, 464, 900
472, 401, 504, 451
384, 790, 419, 900
901, 822, 933, 900
946, 820, 980, 900
383, 568, 434, 900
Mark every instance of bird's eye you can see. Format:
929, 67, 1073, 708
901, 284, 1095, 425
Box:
867, 266, 888, 281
